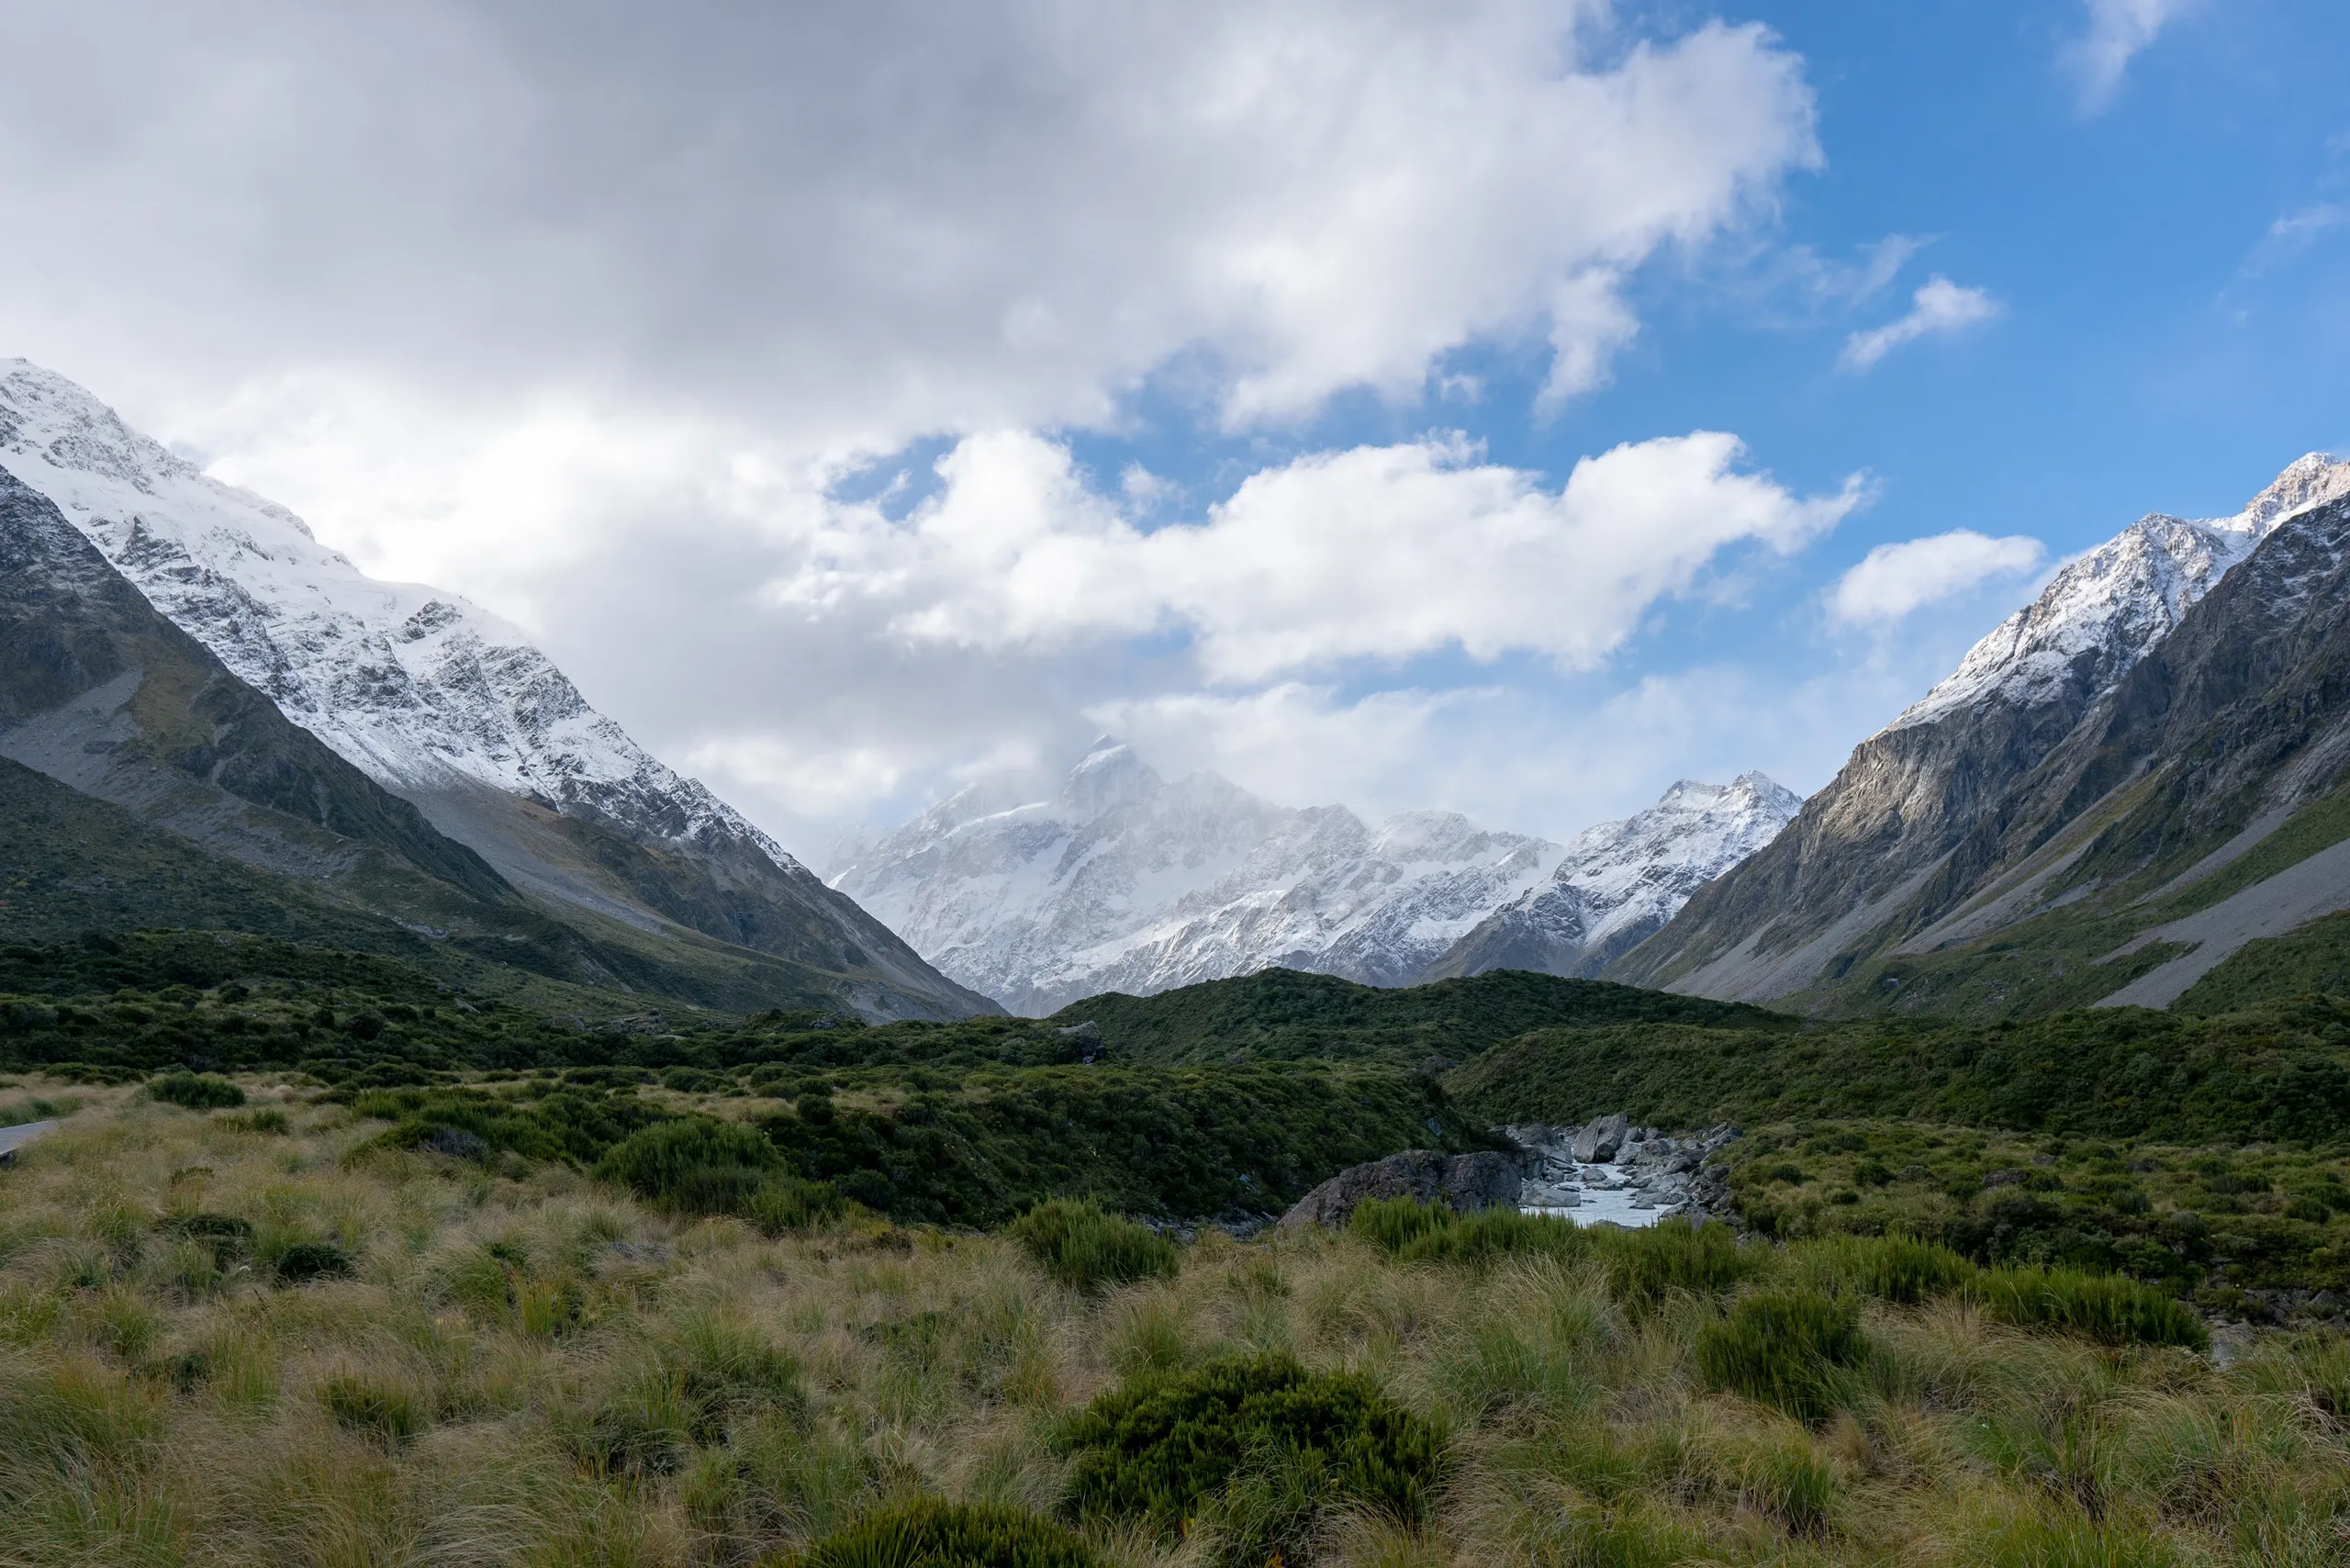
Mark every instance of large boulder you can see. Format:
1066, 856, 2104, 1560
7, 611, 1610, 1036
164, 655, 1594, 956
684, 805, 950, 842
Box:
1571, 1113, 1630, 1163
1279, 1149, 1522, 1229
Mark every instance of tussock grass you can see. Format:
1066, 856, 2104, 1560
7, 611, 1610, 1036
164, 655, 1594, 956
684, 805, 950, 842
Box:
0, 1075, 2340, 1568
1009, 1200, 1180, 1294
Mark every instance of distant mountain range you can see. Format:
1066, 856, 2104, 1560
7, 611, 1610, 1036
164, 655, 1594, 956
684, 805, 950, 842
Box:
0, 360, 990, 1021
1611, 454, 2350, 1019
830, 740, 1798, 1014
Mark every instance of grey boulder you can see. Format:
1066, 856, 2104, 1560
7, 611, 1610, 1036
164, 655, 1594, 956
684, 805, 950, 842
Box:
1572, 1113, 1630, 1163
1279, 1149, 1522, 1229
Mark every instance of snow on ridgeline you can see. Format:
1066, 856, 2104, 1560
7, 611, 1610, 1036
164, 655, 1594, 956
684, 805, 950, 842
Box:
1895, 454, 2350, 733
832, 739, 1799, 1014
1426, 773, 1802, 981
0, 359, 800, 872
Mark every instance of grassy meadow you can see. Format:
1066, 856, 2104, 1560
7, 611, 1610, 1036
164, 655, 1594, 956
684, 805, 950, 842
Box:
5, 1077, 2350, 1567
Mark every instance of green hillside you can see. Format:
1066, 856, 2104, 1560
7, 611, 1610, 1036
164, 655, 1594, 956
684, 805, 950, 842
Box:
0, 754, 936, 1018
1446, 997, 2350, 1147
1046, 966, 1793, 1066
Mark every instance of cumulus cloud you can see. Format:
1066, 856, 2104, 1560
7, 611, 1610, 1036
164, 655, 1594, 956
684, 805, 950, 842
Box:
770, 431, 1863, 683
1841, 276, 2001, 371
0, 0, 1851, 847
0, 0, 1818, 445
2068, 0, 2194, 111
1829, 530, 2046, 625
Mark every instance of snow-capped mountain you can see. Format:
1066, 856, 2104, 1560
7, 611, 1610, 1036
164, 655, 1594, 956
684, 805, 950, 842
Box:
0, 360, 765, 852
1896, 454, 2350, 731
833, 740, 1561, 1013
1612, 453, 2350, 1005
833, 739, 1795, 1014
0, 359, 990, 1019
1424, 773, 1801, 981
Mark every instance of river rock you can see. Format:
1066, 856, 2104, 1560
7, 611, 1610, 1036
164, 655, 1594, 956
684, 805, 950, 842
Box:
1278, 1149, 1523, 1228
1572, 1113, 1630, 1163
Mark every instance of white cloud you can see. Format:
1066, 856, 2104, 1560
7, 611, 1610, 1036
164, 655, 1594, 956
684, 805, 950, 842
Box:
770, 430, 1863, 684
1841, 276, 2001, 371
0, 1, 1858, 850
2068, 0, 2195, 111
0, 1, 1818, 447
1829, 530, 2046, 625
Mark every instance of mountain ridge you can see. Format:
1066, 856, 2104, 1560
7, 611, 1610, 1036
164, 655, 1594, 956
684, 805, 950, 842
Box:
834, 738, 1796, 1014
0, 360, 992, 1021
1609, 454, 2350, 1018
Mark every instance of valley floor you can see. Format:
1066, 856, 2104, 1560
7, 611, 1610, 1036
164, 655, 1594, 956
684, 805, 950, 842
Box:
4, 1081, 2346, 1567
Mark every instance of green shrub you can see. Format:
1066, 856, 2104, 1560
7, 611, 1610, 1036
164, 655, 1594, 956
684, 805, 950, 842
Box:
1597, 1219, 1766, 1312
159, 1212, 254, 1268
594, 1114, 839, 1231
149, 1073, 245, 1110
223, 1107, 290, 1135
1349, 1194, 1457, 1254
1695, 1289, 1871, 1424
1401, 1206, 1590, 1268
783, 1498, 1100, 1567
319, 1372, 423, 1446
597, 1115, 778, 1197
273, 1240, 354, 1285
1058, 1354, 1443, 1564
1970, 1267, 2209, 1350
1788, 1234, 1976, 1305
1009, 1199, 1179, 1292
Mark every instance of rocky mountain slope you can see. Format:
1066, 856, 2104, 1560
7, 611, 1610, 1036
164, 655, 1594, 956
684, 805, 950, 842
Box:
0, 360, 990, 1020
833, 739, 1791, 1014
1422, 773, 1798, 980
1610, 454, 2350, 1016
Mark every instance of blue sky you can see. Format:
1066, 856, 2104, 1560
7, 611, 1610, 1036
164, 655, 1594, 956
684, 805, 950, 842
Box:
2, 0, 2344, 848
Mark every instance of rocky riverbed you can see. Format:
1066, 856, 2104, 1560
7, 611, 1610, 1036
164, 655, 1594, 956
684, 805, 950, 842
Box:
1276, 1114, 1741, 1230
1502, 1114, 1740, 1227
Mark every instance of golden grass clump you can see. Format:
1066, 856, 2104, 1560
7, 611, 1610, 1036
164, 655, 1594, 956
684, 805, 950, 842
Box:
0, 1077, 2344, 1567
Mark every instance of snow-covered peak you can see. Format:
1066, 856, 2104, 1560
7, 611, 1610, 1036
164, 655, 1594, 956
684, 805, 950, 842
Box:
2231, 452, 2350, 535
1424, 772, 1801, 981
0, 359, 803, 874
833, 742, 1568, 1012
1892, 454, 2350, 732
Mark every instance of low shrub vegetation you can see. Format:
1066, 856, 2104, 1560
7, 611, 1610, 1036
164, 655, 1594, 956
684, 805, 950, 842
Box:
1058, 1354, 1444, 1564
1969, 1265, 2211, 1350
1694, 1287, 1872, 1424
2, 1067, 2343, 1567
1008, 1198, 1179, 1292
149, 1071, 245, 1109
784, 1499, 1101, 1567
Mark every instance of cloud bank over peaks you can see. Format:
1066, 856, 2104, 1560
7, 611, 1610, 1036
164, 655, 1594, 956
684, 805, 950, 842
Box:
769, 430, 1865, 686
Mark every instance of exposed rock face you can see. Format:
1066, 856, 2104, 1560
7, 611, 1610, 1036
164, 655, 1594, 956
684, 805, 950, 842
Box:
1610, 456, 2350, 1004
1278, 1149, 1523, 1228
